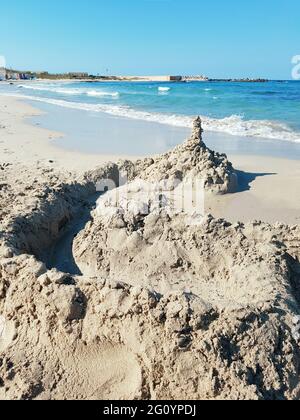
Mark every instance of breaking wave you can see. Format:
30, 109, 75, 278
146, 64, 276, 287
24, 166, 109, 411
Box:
4, 93, 300, 143
17, 84, 119, 98
158, 87, 171, 92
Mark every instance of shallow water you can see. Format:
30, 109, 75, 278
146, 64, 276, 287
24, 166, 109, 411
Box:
29, 101, 300, 160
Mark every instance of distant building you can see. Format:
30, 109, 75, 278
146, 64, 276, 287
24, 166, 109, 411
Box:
169, 76, 183, 81
19, 73, 33, 80
68, 72, 89, 79
5, 70, 22, 80
146, 76, 182, 82
4, 70, 34, 80
0, 67, 6, 81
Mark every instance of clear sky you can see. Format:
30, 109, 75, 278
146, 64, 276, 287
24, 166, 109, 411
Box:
0, 0, 299, 79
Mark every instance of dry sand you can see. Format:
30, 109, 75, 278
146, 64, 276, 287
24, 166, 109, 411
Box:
208, 155, 300, 225
1, 95, 300, 400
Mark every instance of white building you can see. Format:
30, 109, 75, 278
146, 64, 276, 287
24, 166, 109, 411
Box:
0, 67, 6, 81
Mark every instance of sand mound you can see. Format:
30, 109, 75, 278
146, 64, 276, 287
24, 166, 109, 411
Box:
85, 117, 238, 195
1, 252, 300, 400
1, 122, 300, 400
0, 162, 95, 258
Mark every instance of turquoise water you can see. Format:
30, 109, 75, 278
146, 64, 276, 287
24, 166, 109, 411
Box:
1, 80, 300, 142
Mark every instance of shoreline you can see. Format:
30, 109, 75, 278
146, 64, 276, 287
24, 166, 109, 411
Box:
26, 98, 300, 161
0, 95, 139, 172
2, 85, 300, 145
0, 95, 300, 224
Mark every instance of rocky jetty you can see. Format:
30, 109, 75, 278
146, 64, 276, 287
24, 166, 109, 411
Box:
210, 78, 269, 83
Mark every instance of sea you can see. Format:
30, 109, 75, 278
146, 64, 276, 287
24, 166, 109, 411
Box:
1, 80, 300, 157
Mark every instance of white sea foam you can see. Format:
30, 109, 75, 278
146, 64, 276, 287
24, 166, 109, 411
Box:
158, 87, 171, 92
87, 90, 119, 97
18, 84, 80, 95
4, 93, 300, 143
17, 84, 119, 98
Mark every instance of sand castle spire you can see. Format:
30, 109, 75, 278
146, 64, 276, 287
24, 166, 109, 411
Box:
191, 116, 204, 143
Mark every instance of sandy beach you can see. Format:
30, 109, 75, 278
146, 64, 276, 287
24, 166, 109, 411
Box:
1, 93, 300, 400
2, 0, 300, 403
0, 96, 139, 172
208, 155, 300, 224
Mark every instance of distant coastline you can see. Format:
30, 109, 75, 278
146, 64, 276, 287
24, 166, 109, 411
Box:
0, 68, 270, 83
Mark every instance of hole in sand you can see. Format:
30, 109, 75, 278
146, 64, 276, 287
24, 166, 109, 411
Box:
38, 193, 101, 276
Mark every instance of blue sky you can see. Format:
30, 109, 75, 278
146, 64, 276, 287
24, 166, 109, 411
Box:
0, 0, 299, 79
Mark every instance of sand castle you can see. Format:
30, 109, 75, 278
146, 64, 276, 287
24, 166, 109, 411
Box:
85, 117, 238, 195
1, 120, 300, 400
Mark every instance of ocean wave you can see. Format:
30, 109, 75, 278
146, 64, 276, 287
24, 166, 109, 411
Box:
4, 92, 300, 143
158, 87, 171, 92
87, 90, 119, 97
17, 84, 119, 98
18, 84, 80, 95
